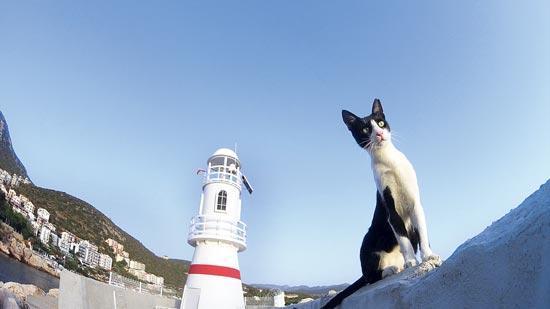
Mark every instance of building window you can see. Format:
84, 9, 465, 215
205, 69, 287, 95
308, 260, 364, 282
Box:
216, 190, 227, 211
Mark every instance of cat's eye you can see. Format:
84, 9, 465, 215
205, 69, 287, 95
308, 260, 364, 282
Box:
363, 127, 369, 134
378, 121, 385, 127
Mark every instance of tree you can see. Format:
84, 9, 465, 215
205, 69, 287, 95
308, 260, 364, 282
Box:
0, 193, 33, 239
64, 255, 79, 271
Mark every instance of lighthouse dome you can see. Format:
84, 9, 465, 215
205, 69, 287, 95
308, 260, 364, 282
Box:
210, 148, 239, 160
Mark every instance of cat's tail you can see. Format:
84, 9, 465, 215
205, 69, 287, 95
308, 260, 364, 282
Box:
321, 276, 367, 309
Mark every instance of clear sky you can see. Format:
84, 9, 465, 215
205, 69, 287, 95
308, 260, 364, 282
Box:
1, 1, 549, 286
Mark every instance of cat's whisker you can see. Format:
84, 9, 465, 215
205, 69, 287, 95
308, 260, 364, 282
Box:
362, 142, 372, 151
390, 131, 405, 142
391, 136, 402, 145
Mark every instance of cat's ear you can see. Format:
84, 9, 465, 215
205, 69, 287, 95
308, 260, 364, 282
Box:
372, 98, 383, 114
342, 110, 359, 130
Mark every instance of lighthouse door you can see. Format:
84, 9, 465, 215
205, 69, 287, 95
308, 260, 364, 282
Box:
182, 287, 201, 309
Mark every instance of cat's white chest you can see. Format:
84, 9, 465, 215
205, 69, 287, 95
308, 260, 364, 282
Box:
371, 146, 419, 212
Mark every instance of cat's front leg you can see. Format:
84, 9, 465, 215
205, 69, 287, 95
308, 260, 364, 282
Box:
395, 235, 418, 268
412, 202, 442, 266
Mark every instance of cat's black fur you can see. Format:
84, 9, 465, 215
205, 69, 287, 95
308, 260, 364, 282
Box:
322, 99, 418, 309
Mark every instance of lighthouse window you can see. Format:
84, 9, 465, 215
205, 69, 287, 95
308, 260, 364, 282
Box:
210, 157, 225, 166
216, 190, 227, 211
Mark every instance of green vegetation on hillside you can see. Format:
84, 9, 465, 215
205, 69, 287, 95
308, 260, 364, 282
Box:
16, 184, 190, 288
0, 192, 32, 238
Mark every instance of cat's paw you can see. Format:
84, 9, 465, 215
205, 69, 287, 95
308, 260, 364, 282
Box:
422, 254, 442, 267
405, 259, 418, 268
381, 266, 401, 278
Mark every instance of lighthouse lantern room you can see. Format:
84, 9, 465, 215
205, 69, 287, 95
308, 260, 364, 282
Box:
182, 148, 253, 309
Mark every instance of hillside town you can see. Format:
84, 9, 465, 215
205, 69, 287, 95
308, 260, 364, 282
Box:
0, 167, 164, 286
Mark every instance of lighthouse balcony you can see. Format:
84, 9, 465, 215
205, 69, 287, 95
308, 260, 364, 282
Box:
188, 215, 247, 251
205, 168, 242, 189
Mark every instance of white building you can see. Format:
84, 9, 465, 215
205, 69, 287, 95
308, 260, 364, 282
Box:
128, 260, 145, 271
37, 208, 50, 224
11, 206, 23, 215
145, 273, 164, 286
50, 233, 59, 247
39, 226, 52, 244
99, 253, 113, 271
78, 240, 100, 268
30, 221, 40, 236
2, 173, 12, 186
105, 238, 125, 254
182, 148, 253, 309
10, 194, 21, 207
59, 231, 77, 253
7, 189, 16, 199
23, 200, 34, 215
115, 253, 126, 263
70, 242, 80, 254
60, 231, 76, 244
10, 174, 19, 187
45, 222, 56, 232
128, 268, 147, 280
58, 239, 71, 253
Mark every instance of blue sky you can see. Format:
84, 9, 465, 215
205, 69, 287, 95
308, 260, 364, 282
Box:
1, 1, 549, 286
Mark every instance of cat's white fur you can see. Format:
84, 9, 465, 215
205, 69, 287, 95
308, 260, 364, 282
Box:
368, 120, 441, 267
379, 245, 404, 278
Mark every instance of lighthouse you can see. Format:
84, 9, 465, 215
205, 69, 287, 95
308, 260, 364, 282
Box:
182, 148, 253, 309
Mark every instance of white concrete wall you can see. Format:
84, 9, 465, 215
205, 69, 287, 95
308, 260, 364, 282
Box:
58, 270, 180, 309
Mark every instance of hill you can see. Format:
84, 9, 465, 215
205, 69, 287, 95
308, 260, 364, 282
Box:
0, 109, 190, 288
250, 283, 349, 296
0, 111, 29, 179
15, 184, 190, 288
294, 179, 550, 308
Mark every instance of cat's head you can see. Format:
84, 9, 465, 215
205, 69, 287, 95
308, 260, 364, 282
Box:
342, 99, 391, 151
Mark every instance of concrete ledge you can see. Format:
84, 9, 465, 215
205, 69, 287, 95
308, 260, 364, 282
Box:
58, 270, 180, 309
288, 179, 550, 309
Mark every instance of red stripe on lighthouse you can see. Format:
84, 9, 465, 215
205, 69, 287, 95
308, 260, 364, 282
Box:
188, 264, 241, 280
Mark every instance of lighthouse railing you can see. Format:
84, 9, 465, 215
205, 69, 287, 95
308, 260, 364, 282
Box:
188, 215, 247, 249
205, 165, 242, 189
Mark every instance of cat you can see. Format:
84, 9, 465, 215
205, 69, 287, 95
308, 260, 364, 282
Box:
322, 99, 441, 309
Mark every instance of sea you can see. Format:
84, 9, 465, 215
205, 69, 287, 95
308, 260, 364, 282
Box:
0, 252, 59, 291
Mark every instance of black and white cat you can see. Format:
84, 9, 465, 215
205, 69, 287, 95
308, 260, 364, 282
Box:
322, 99, 441, 309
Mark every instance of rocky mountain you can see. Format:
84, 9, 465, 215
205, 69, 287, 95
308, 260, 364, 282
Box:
0, 110, 190, 288
0, 111, 29, 179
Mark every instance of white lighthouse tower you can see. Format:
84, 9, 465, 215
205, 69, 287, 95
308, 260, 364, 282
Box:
182, 148, 253, 309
